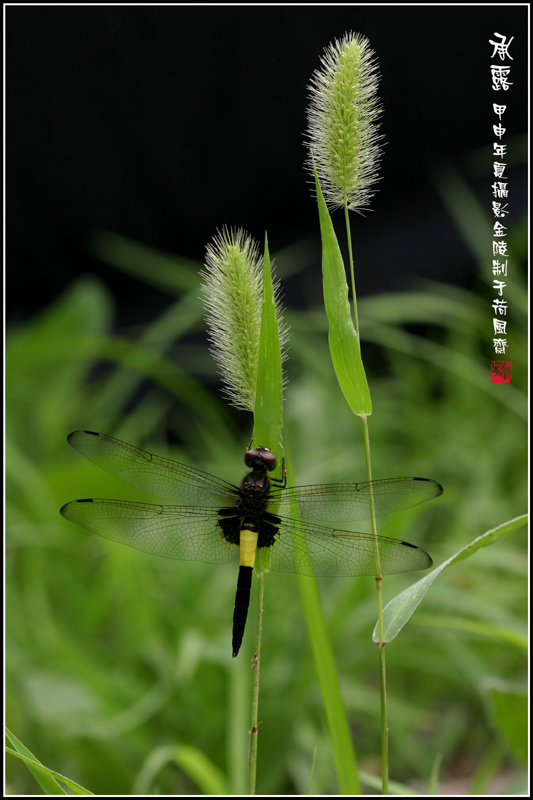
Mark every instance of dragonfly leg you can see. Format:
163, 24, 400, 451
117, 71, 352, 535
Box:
269, 457, 287, 488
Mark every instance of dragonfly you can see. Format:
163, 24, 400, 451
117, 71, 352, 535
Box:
60, 431, 443, 656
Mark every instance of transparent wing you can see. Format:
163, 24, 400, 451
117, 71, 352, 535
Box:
60, 499, 239, 565
272, 477, 443, 528
67, 431, 239, 506
61, 499, 431, 576
262, 514, 433, 577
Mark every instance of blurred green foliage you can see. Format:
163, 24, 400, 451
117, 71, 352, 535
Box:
6, 170, 528, 794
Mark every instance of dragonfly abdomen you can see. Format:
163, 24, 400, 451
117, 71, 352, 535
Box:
232, 563, 253, 657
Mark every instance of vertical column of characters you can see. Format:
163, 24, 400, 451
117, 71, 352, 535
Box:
489, 33, 514, 384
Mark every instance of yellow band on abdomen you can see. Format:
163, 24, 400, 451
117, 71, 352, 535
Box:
239, 527, 258, 567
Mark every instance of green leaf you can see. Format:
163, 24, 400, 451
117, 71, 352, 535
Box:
373, 515, 528, 643
133, 744, 229, 795
90, 228, 202, 293
6, 278, 111, 456
359, 769, 422, 795
313, 161, 372, 417
253, 249, 361, 793
483, 680, 528, 766
285, 457, 361, 795
254, 235, 285, 573
5, 727, 93, 795
408, 614, 527, 649
427, 752, 443, 795
253, 234, 285, 473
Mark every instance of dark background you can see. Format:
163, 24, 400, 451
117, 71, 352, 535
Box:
7, 5, 528, 327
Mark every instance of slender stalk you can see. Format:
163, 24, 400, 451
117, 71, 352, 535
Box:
362, 413, 388, 794
344, 203, 359, 339
378, 641, 389, 795
345, 197, 388, 792
247, 572, 264, 794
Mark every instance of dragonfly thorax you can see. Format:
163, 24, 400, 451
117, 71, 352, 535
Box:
217, 464, 279, 549
237, 469, 272, 521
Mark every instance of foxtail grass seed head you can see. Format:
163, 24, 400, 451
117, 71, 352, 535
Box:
305, 32, 384, 214
200, 227, 289, 411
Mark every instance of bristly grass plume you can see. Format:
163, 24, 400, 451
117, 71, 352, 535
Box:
200, 227, 289, 412
305, 32, 384, 214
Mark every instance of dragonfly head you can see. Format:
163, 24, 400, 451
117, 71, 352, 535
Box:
244, 447, 277, 472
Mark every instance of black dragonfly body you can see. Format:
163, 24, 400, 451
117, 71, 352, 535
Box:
60, 431, 443, 656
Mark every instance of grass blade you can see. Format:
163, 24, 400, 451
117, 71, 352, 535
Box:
373, 515, 528, 643
312, 160, 372, 417
6, 727, 92, 795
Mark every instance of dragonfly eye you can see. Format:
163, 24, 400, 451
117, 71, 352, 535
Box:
244, 447, 277, 471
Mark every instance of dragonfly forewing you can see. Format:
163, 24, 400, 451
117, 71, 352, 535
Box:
68, 431, 239, 507
273, 477, 443, 528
